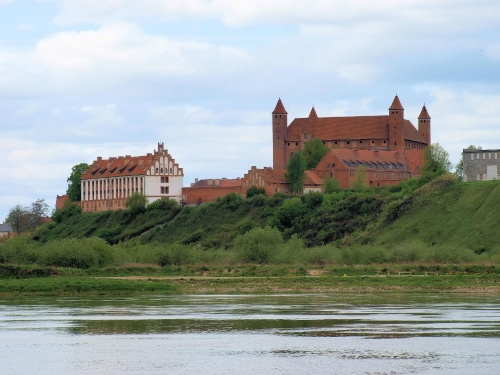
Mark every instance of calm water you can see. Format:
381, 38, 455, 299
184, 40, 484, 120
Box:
0, 293, 499, 374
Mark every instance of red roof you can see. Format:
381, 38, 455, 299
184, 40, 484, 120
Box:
272, 98, 287, 114
309, 106, 318, 119
81, 143, 182, 180
285, 115, 426, 144
389, 95, 404, 110
259, 168, 322, 186
418, 105, 431, 119
317, 149, 423, 171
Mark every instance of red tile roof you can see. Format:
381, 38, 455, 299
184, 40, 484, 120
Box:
418, 105, 431, 119
259, 168, 322, 186
272, 98, 287, 114
317, 149, 423, 171
285, 115, 426, 143
389, 95, 404, 110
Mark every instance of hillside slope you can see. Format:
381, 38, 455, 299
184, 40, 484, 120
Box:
372, 180, 500, 252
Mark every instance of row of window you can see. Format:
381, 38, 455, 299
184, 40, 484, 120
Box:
161, 187, 170, 194
343, 160, 406, 170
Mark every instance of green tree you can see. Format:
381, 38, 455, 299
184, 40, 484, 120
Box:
28, 199, 49, 230
125, 192, 148, 215
303, 138, 329, 170
456, 145, 481, 180
421, 143, 453, 179
245, 185, 266, 198
234, 226, 283, 264
6, 205, 30, 234
323, 175, 340, 193
285, 150, 306, 193
351, 166, 368, 190
67, 163, 89, 202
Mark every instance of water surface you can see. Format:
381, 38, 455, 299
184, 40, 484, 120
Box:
0, 293, 499, 374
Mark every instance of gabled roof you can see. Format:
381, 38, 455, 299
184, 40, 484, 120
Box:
258, 168, 322, 186
0, 223, 13, 232
285, 115, 426, 144
389, 95, 404, 110
272, 98, 287, 114
418, 105, 431, 119
286, 116, 389, 141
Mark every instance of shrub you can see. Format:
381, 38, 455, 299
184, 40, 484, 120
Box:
0, 236, 38, 264
126, 193, 148, 215
246, 186, 266, 198
146, 198, 179, 211
38, 237, 113, 268
158, 244, 195, 266
52, 202, 82, 223
234, 226, 283, 264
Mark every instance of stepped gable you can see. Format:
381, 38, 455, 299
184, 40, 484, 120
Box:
389, 95, 404, 110
285, 115, 389, 141
272, 98, 287, 114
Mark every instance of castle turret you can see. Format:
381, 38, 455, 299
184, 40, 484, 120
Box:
272, 98, 288, 169
388, 95, 404, 151
418, 105, 431, 146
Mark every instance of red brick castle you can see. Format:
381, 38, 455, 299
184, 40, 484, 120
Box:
272, 95, 431, 170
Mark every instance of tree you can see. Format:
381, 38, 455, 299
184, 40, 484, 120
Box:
303, 138, 329, 170
67, 163, 89, 202
421, 143, 453, 179
246, 185, 266, 198
323, 175, 340, 193
28, 199, 49, 230
6, 205, 30, 234
125, 192, 148, 215
456, 145, 481, 180
350, 166, 368, 190
285, 150, 306, 193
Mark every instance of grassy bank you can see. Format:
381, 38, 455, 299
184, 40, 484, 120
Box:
0, 264, 498, 296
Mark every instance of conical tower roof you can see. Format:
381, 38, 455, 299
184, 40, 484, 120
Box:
418, 105, 431, 119
272, 98, 287, 114
308, 106, 318, 119
389, 95, 404, 110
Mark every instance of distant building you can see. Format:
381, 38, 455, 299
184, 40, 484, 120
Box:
462, 149, 500, 181
0, 223, 13, 238
80, 142, 183, 212
55, 195, 69, 210
272, 96, 430, 170
182, 178, 242, 205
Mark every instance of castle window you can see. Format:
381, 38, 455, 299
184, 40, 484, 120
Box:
335, 141, 338, 145
295, 143, 298, 146
332, 163, 335, 167
347, 141, 350, 145
360, 140, 362, 144
279, 115, 281, 118
384, 140, 387, 144
275, 115, 277, 118
392, 111, 394, 114
287, 143, 290, 146
161, 187, 164, 194
372, 140, 375, 144
326, 163, 330, 168
165, 177, 169, 183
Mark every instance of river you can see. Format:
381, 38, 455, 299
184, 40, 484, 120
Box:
0, 293, 499, 374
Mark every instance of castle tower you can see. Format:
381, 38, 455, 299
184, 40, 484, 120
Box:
272, 98, 288, 170
388, 95, 404, 151
418, 105, 431, 146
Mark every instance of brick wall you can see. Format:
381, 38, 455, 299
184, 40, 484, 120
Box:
182, 186, 242, 205
463, 150, 500, 181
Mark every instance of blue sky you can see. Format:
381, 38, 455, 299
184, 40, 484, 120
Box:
1, 0, 500, 220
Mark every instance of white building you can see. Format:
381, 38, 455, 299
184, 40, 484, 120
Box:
80, 142, 183, 212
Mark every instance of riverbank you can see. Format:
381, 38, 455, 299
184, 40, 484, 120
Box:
1, 263, 498, 295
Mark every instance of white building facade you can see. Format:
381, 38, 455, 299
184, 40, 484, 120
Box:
80, 142, 183, 212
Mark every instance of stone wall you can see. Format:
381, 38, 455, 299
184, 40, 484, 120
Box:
463, 149, 500, 181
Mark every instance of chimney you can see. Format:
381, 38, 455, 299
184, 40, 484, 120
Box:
195, 178, 198, 183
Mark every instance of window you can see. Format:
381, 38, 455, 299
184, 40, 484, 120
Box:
383, 140, 387, 144
161, 177, 164, 183
165, 177, 169, 183
347, 141, 350, 145
161, 187, 164, 194
295, 143, 298, 146
329, 172, 333, 177
326, 163, 330, 168
287, 143, 290, 146
372, 140, 375, 144
165, 187, 169, 194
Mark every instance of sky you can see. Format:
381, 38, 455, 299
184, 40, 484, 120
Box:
1, 0, 500, 221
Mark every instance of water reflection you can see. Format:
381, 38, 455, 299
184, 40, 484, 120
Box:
1, 294, 499, 374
